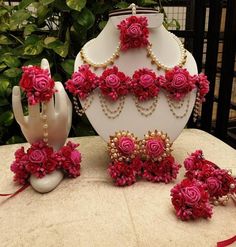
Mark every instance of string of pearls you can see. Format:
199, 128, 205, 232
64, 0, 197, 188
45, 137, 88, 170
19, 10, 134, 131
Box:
41, 103, 48, 144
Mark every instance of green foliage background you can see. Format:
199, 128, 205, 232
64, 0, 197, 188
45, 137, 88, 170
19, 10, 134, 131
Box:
0, 0, 177, 145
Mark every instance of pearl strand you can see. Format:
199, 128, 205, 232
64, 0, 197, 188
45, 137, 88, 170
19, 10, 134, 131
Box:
146, 32, 187, 71
134, 96, 159, 117
41, 103, 48, 144
73, 94, 94, 117
80, 44, 121, 69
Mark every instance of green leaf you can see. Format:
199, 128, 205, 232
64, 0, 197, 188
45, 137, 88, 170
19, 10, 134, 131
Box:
44, 36, 57, 45
0, 22, 9, 32
18, 0, 35, 9
40, 0, 55, 5
66, 0, 86, 11
23, 57, 42, 66
23, 43, 44, 55
61, 59, 74, 75
0, 8, 8, 17
53, 73, 62, 81
98, 20, 107, 30
77, 8, 95, 29
47, 40, 69, 57
0, 34, 13, 45
115, 2, 130, 9
0, 111, 14, 126
0, 97, 9, 107
37, 4, 49, 24
3, 68, 22, 78
0, 63, 7, 71
24, 24, 37, 37
6, 135, 26, 145
2, 55, 21, 68
0, 77, 10, 97
9, 10, 31, 30
53, 0, 71, 11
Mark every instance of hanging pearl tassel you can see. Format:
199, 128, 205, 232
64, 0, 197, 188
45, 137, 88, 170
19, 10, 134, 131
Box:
41, 103, 49, 145
193, 91, 201, 122
130, 3, 136, 15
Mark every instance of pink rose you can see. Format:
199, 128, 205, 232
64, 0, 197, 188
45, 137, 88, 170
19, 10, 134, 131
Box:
171, 73, 188, 89
70, 150, 81, 165
206, 177, 222, 195
182, 186, 201, 206
146, 139, 164, 157
29, 150, 45, 163
127, 23, 142, 38
105, 74, 121, 88
73, 72, 86, 86
118, 137, 135, 155
184, 158, 195, 171
139, 74, 154, 88
33, 73, 52, 92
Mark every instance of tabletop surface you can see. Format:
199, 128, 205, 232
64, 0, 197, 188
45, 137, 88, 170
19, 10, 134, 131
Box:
0, 129, 236, 247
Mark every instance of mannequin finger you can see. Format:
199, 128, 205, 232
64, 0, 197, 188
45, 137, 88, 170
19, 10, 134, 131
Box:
40, 58, 51, 76
44, 96, 55, 116
28, 103, 40, 118
12, 86, 27, 126
54, 81, 67, 114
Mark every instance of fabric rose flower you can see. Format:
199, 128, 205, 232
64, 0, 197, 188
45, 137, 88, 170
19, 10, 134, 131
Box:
10, 140, 82, 184
66, 64, 98, 100
99, 66, 130, 101
142, 155, 181, 183
117, 16, 149, 51
118, 137, 135, 155
146, 139, 165, 158
162, 66, 195, 100
171, 178, 213, 220
206, 177, 222, 196
56, 141, 81, 178
131, 68, 160, 101
28, 150, 46, 164
20, 66, 56, 105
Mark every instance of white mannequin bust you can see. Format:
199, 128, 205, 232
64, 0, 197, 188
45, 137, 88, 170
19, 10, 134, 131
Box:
12, 59, 72, 193
74, 8, 198, 142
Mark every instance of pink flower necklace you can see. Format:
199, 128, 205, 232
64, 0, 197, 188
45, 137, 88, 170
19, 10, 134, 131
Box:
67, 15, 209, 121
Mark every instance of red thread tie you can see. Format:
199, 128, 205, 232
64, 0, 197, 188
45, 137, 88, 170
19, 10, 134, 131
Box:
217, 235, 236, 247
0, 183, 30, 198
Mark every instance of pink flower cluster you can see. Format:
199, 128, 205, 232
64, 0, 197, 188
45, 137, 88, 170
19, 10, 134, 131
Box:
108, 154, 181, 186
117, 16, 149, 51
66, 65, 209, 103
161, 66, 195, 100
131, 68, 160, 101
171, 178, 213, 220
170, 150, 236, 221
145, 138, 165, 158
66, 64, 99, 100
10, 141, 81, 185
20, 66, 56, 105
184, 150, 236, 199
99, 66, 130, 101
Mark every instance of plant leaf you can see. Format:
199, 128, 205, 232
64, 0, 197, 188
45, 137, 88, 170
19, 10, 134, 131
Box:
66, 0, 86, 12
44, 36, 57, 45
0, 111, 14, 126
0, 77, 10, 97
7, 135, 26, 144
61, 59, 74, 75
2, 54, 21, 68
77, 8, 95, 29
9, 10, 31, 30
47, 40, 69, 57
3, 68, 22, 78
0, 34, 13, 45
0, 8, 8, 17
0, 63, 7, 71
115, 2, 130, 9
18, 0, 35, 9
40, 0, 55, 5
24, 24, 37, 37
98, 20, 107, 30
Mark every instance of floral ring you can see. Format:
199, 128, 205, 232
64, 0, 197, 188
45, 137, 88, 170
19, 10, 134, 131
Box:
108, 131, 139, 162
140, 130, 172, 162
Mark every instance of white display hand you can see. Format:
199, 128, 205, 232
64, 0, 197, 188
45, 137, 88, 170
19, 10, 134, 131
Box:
12, 58, 72, 193
12, 58, 72, 150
